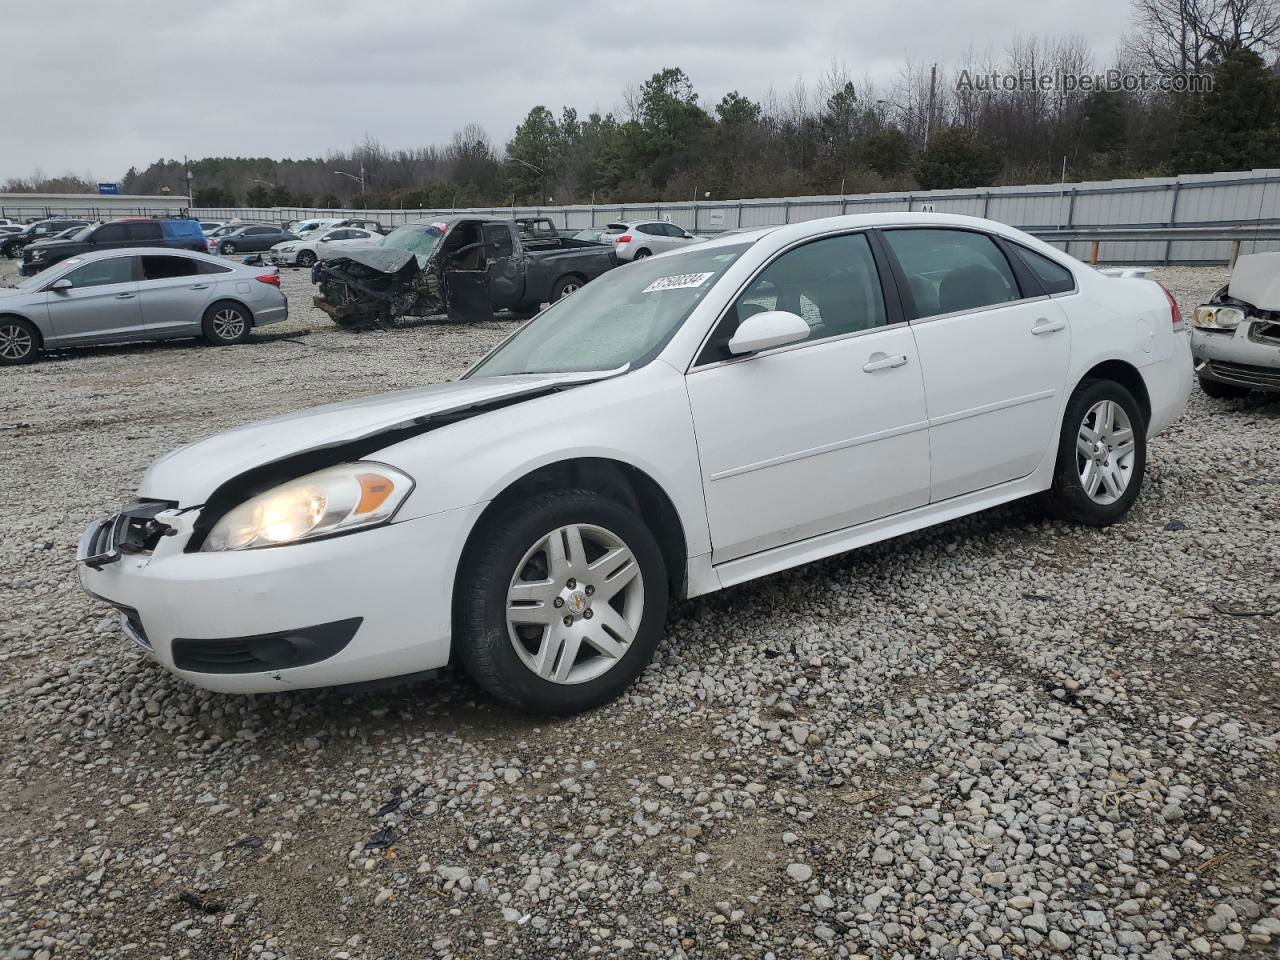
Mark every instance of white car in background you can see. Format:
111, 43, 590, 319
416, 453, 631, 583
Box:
604, 220, 706, 261
268, 226, 381, 268
77, 213, 1190, 714
290, 218, 343, 240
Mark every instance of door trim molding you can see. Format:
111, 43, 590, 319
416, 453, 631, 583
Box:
928, 388, 1056, 428
709, 418, 930, 482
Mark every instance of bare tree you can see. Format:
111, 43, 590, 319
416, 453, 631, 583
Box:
1127, 0, 1280, 73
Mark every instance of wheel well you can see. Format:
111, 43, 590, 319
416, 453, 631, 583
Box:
556, 272, 586, 287
0, 313, 42, 348
459, 458, 688, 599
1078, 360, 1151, 426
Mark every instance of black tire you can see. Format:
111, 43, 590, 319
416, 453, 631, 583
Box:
0, 315, 40, 365
296, 249, 317, 268
201, 300, 251, 345
220, 241, 237, 255
550, 275, 585, 301
632, 248, 652, 260
1041, 379, 1147, 526
455, 489, 669, 715
1198, 375, 1249, 400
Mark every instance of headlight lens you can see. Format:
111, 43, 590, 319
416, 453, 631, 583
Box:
1192, 305, 1244, 330
203, 463, 413, 551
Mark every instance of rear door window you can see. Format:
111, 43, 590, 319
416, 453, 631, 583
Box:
127, 222, 164, 242
92, 223, 128, 243
882, 228, 1021, 318
141, 255, 200, 280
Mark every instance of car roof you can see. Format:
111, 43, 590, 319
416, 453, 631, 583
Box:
49, 246, 249, 267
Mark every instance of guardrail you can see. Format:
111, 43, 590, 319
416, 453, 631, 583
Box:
1030, 225, 1280, 267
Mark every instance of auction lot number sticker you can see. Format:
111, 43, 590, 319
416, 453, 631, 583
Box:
642, 272, 716, 293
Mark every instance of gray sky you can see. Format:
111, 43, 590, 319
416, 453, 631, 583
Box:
3, 0, 1131, 182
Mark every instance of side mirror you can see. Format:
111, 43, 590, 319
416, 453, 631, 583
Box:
50, 278, 73, 292
727, 310, 810, 355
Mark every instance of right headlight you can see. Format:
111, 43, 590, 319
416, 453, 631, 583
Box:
1192, 305, 1244, 330
203, 463, 414, 552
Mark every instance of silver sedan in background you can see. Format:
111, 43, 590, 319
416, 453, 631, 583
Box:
0, 247, 287, 365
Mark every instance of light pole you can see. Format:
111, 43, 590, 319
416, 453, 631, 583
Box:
507, 156, 547, 203
333, 163, 366, 194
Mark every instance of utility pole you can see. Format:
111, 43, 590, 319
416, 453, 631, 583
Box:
925, 63, 937, 146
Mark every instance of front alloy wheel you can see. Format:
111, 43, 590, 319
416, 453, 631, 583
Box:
506, 523, 644, 684
456, 489, 668, 714
0, 318, 38, 364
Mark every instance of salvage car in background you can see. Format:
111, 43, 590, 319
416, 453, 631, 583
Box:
0, 248, 285, 364
1191, 252, 1280, 396
605, 220, 706, 261
77, 213, 1190, 713
313, 216, 617, 326
269, 226, 380, 268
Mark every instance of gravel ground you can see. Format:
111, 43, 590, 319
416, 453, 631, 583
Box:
0, 258, 1277, 960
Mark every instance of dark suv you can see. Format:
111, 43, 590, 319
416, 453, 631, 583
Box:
20, 218, 207, 276
1, 219, 92, 259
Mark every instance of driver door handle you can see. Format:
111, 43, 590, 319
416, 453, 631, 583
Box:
1031, 316, 1066, 335
862, 353, 908, 373
114, 293, 136, 299
189, 283, 210, 290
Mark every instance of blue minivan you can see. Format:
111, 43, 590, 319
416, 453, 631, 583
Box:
20, 218, 208, 276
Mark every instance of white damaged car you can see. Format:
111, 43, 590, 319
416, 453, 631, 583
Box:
78, 213, 1192, 713
1190, 252, 1280, 397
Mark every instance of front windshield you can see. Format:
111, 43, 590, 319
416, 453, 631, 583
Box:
382, 222, 445, 262
469, 242, 750, 377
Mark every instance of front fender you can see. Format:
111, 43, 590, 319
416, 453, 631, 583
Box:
374, 362, 711, 560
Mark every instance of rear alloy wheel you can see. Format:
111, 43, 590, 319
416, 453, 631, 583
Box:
1198, 375, 1249, 400
1041, 379, 1146, 526
0, 317, 39, 365
201, 302, 251, 346
220, 241, 237, 255
296, 250, 317, 268
551, 275, 583, 300
456, 489, 668, 714
633, 248, 652, 260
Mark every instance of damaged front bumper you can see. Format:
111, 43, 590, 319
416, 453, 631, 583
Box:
313, 248, 442, 328
76, 502, 483, 694
1191, 313, 1280, 393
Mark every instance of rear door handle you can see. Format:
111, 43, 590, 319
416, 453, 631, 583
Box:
189, 283, 210, 290
1031, 317, 1066, 335
862, 353, 908, 373
114, 293, 136, 299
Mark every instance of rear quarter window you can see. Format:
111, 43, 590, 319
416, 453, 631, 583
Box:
1012, 245, 1076, 294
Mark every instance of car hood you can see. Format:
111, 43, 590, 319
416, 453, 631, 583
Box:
320, 245, 417, 272
139, 371, 615, 505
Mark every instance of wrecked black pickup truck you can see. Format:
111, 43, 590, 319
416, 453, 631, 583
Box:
312, 216, 617, 326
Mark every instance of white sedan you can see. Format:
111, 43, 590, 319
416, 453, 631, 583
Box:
78, 213, 1191, 714
268, 227, 380, 267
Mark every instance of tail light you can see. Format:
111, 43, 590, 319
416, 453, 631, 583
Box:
616, 235, 632, 243
1157, 283, 1184, 331
256, 273, 280, 286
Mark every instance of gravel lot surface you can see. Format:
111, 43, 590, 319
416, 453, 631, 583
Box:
0, 258, 1277, 960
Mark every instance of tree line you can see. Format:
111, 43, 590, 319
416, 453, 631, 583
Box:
5, 0, 1280, 208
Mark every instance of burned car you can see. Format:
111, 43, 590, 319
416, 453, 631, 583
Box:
1191, 252, 1280, 397
312, 216, 617, 326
